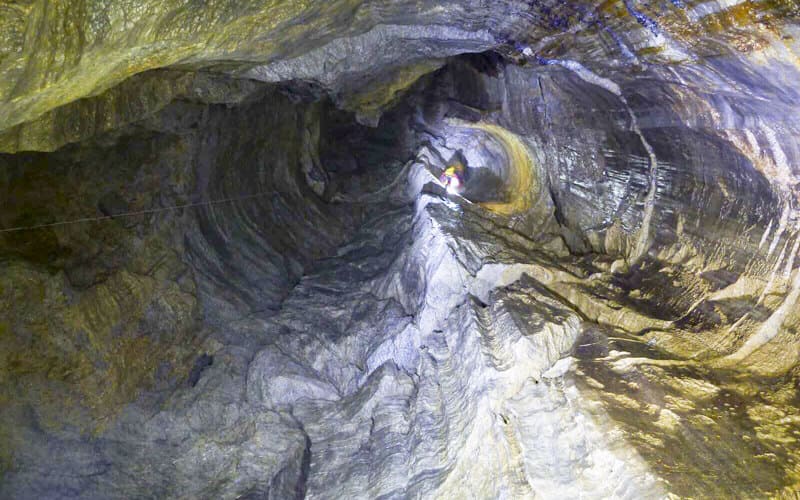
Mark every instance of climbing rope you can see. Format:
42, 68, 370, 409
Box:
0, 192, 271, 233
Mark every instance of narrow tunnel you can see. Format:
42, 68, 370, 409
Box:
1, 2, 800, 498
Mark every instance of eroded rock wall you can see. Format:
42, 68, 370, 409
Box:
1, 0, 800, 497
0, 80, 416, 494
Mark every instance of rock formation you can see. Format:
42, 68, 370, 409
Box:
1, 0, 799, 497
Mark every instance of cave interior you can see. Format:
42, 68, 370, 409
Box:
1, 0, 800, 498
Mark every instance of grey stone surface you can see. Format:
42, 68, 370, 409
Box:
2, 2, 800, 498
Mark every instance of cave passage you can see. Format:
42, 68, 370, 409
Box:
2, 2, 800, 498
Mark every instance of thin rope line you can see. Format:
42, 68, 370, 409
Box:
0, 192, 270, 233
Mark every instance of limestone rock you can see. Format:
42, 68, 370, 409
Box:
2, 1, 800, 498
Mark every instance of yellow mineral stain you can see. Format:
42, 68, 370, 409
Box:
448, 120, 536, 217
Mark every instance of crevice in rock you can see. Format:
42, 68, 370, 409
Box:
2, 10, 800, 497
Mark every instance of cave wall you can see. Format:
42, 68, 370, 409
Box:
415, 55, 787, 268
1, 0, 800, 497
321, 43, 800, 388
0, 79, 422, 488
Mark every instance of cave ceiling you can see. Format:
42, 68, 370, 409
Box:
1, 0, 800, 498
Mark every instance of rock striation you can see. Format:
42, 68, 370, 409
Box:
1, 0, 800, 498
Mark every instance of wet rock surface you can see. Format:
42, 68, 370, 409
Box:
2, 1, 800, 498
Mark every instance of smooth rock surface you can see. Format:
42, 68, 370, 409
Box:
2, 1, 800, 498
